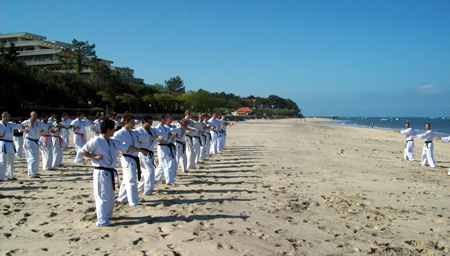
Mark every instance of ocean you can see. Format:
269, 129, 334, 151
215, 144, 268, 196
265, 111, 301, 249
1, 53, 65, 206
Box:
322, 117, 450, 137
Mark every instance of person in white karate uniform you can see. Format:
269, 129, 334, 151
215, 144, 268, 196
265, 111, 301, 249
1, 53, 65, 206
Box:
415, 123, 436, 168
174, 118, 192, 173
13, 118, 25, 158
60, 112, 72, 149
0, 112, 24, 181
39, 113, 56, 171
436, 136, 450, 175
396, 122, 416, 161
136, 115, 163, 195
90, 113, 103, 137
114, 115, 143, 206
154, 114, 178, 185
22, 111, 51, 178
208, 113, 221, 155
198, 114, 211, 163
81, 119, 147, 227
184, 109, 204, 168
438, 136, 450, 143
71, 111, 92, 163
51, 115, 64, 168
200, 114, 212, 159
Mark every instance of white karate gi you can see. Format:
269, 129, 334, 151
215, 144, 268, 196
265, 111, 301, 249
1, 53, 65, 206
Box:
81, 135, 129, 227
71, 118, 91, 163
114, 127, 141, 206
174, 124, 189, 173
13, 128, 24, 158
51, 128, 63, 168
400, 128, 416, 161
186, 129, 202, 169
90, 120, 102, 137
136, 126, 158, 195
154, 124, 178, 184
0, 121, 22, 180
416, 130, 436, 168
218, 121, 227, 152
441, 136, 450, 143
60, 117, 72, 149
22, 119, 49, 178
208, 117, 220, 155
39, 121, 54, 171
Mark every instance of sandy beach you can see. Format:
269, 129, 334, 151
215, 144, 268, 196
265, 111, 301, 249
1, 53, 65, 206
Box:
1, 118, 449, 255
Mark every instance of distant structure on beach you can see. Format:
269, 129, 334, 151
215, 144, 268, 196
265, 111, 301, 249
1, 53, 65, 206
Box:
0, 32, 143, 83
232, 107, 253, 116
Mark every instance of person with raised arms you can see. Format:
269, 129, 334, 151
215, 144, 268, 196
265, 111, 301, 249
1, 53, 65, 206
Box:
80, 119, 148, 227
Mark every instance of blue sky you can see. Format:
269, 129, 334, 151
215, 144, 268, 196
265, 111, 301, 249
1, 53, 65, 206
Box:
1, 0, 449, 117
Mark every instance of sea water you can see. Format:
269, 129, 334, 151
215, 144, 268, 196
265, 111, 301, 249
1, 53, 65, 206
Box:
322, 117, 450, 137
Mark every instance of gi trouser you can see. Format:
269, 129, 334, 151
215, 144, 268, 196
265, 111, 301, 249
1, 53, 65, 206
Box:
40, 136, 53, 171
52, 136, 63, 168
176, 141, 188, 173
138, 151, 155, 195
73, 133, 85, 163
24, 138, 39, 178
210, 130, 219, 154
0, 141, 15, 180
155, 144, 176, 184
13, 135, 23, 157
117, 156, 139, 206
93, 168, 115, 227
421, 142, 436, 167
404, 140, 415, 161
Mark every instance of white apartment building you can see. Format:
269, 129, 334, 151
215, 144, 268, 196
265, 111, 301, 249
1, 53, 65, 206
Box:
0, 32, 142, 82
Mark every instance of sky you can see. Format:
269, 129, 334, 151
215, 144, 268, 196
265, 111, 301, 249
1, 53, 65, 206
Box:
1, 0, 449, 117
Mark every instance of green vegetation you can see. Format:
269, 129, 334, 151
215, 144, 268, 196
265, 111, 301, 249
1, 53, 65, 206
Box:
0, 41, 301, 117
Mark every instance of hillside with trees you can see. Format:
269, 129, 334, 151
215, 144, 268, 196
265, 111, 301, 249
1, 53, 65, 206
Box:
1, 40, 301, 117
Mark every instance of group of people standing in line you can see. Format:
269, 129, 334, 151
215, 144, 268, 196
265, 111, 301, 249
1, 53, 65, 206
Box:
0, 109, 231, 227
397, 122, 449, 174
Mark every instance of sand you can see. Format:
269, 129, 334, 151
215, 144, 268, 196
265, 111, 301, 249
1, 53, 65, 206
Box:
1, 118, 449, 255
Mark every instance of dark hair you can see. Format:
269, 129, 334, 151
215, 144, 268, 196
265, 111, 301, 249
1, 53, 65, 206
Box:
123, 114, 134, 124
426, 123, 431, 127
159, 114, 166, 121
100, 119, 115, 133
406, 122, 410, 126
41, 113, 48, 118
143, 115, 153, 123
96, 113, 103, 119
76, 111, 84, 117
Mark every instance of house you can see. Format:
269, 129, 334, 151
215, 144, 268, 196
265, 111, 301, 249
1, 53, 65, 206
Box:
233, 107, 253, 116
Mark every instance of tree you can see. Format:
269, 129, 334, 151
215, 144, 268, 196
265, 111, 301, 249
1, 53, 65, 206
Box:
165, 76, 185, 94
60, 39, 97, 75
116, 93, 137, 113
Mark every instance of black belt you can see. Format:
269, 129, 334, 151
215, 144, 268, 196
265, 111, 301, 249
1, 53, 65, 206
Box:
176, 141, 186, 153
425, 141, 432, 148
158, 143, 175, 158
194, 136, 202, 146
140, 148, 156, 168
187, 135, 202, 146
26, 137, 39, 146
123, 154, 142, 181
406, 139, 414, 142
94, 167, 119, 191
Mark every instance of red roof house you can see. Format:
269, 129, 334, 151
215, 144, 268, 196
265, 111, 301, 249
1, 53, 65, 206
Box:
234, 107, 253, 115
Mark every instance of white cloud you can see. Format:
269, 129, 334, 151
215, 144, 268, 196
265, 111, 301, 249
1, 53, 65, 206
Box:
414, 84, 444, 94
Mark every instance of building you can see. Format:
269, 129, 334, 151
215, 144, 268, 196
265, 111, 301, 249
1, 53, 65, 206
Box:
0, 32, 142, 82
232, 107, 253, 116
